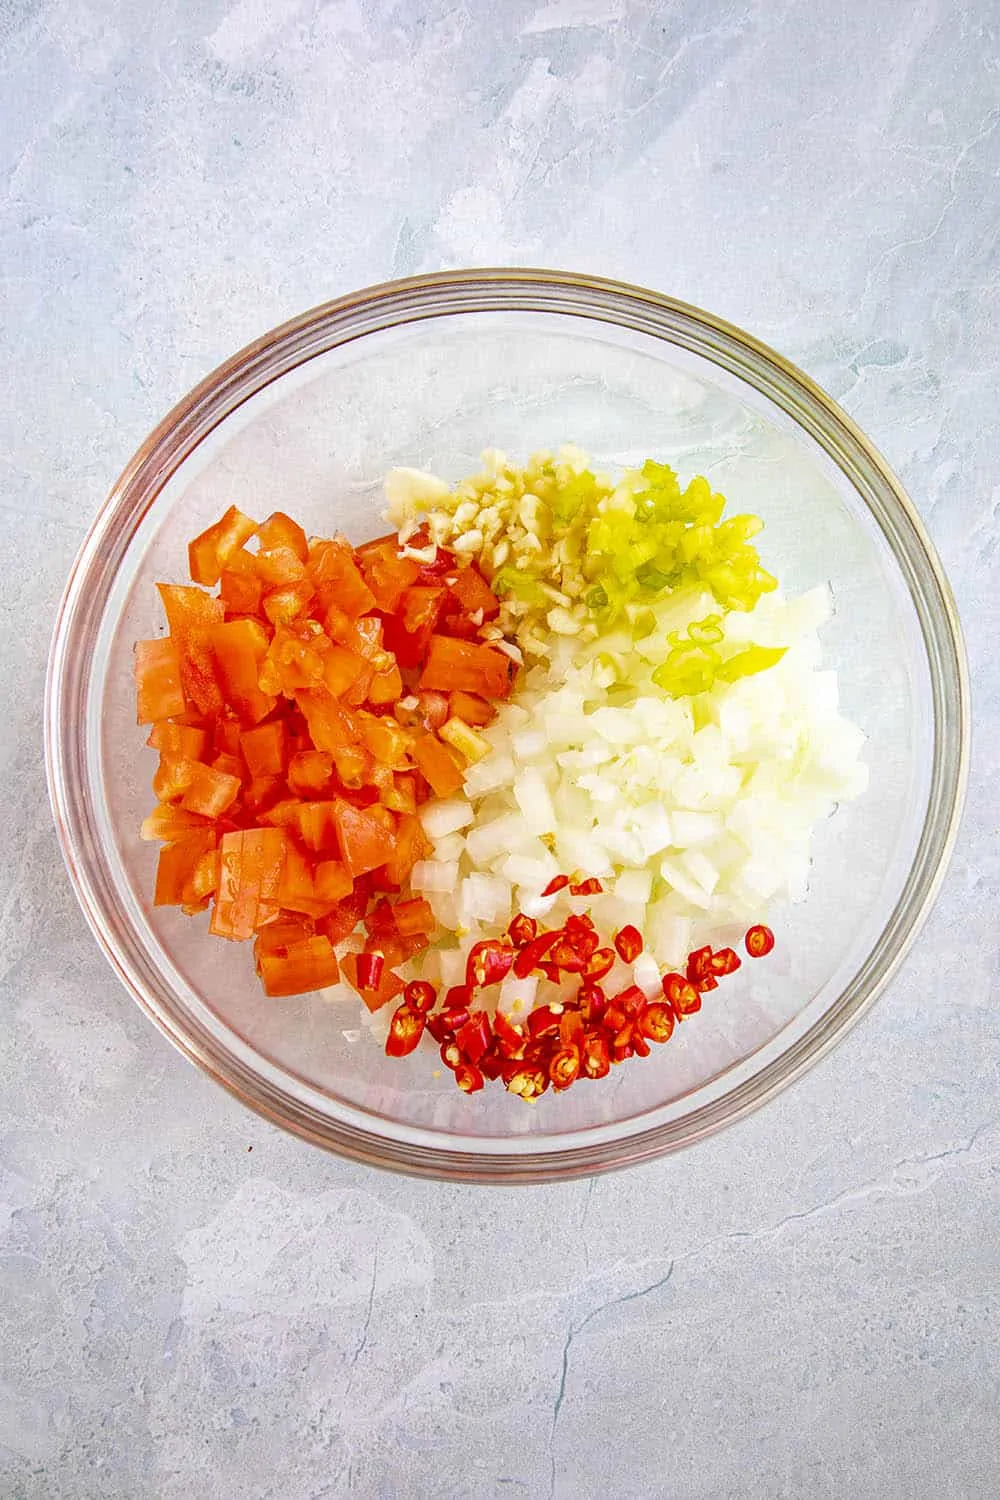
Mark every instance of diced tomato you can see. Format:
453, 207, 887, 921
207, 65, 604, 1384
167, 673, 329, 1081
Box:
381, 585, 447, 668
340, 951, 405, 1012
154, 828, 217, 906
209, 827, 287, 940
329, 744, 373, 792
287, 749, 334, 797
240, 720, 288, 778
366, 663, 404, 706
448, 563, 500, 620
219, 549, 266, 616
262, 581, 314, 626
242, 775, 284, 816
188, 506, 258, 587
140, 805, 211, 842
314, 859, 353, 903
418, 635, 515, 699
255, 546, 308, 586
383, 812, 431, 886
257, 510, 308, 562
294, 801, 341, 856
179, 761, 241, 819
259, 798, 306, 829
320, 643, 366, 698
147, 721, 209, 760
259, 623, 327, 697
332, 799, 398, 878
259, 935, 340, 997
134, 637, 186, 723
447, 689, 494, 727
157, 584, 226, 717
412, 733, 464, 797
354, 535, 420, 612
372, 767, 416, 814
296, 689, 360, 752
309, 537, 377, 618
316, 886, 368, 945
209, 618, 276, 724
213, 716, 242, 757
359, 715, 412, 769
152, 754, 194, 802
254, 913, 315, 960
392, 896, 435, 937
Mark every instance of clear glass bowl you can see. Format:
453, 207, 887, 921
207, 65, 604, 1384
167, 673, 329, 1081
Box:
45, 271, 969, 1182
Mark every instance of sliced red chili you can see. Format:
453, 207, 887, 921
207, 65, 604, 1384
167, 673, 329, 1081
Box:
582, 946, 615, 982
512, 930, 559, 978
439, 1004, 471, 1033
568, 877, 603, 896
610, 1026, 634, 1063
616, 985, 647, 1019
426, 1012, 452, 1044
631, 1030, 651, 1058
614, 925, 643, 963
526, 1005, 562, 1039
506, 1066, 548, 1100
710, 947, 742, 976
356, 951, 385, 991
455, 1062, 485, 1093
479, 1049, 504, 1081
492, 1010, 527, 1059
466, 939, 515, 989
745, 924, 775, 958
444, 984, 471, 1009
403, 979, 437, 1014
662, 973, 702, 1016
640, 1002, 675, 1043
440, 1040, 463, 1070
603, 1003, 626, 1033
686, 945, 714, 983
581, 1033, 610, 1079
385, 1004, 424, 1057
549, 937, 588, 973
541, 874, 570, 897
455, 1011, 492, 1065
578, 983, 607, 1022
507, 913, 537, 947
565, 912, 597, 937
558, 1008, 585, 1048
549, 1046, 581, 1090
540, 961, 562, 984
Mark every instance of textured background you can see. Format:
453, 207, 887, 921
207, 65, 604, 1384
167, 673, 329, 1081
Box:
2, 1, 998, 1496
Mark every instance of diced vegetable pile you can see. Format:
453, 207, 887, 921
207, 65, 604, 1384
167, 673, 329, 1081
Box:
135, 448, 867, 1100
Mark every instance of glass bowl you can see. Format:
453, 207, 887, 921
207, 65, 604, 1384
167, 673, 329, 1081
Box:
45, 270, 969, 1182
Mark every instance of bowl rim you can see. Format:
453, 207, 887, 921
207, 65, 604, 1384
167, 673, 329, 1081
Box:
45, 267, 970, 1182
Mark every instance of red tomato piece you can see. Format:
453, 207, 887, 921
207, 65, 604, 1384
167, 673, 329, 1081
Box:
332, 799, 398, 878
210, 827, 287, 941
134, 637, 186, 723
209, 618, 276, 725
411, 734, 464, 797
154, 828, 218, 907
354, 535, 420, 612
418, 635, 515, 699
448, 563, 500, 620
308, 537, 378, 618
257, 510, 308, 562
259, 935, 340, 997
240, 720, 288, 778
188, 506, 258, 587
157, 584, 226, 717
